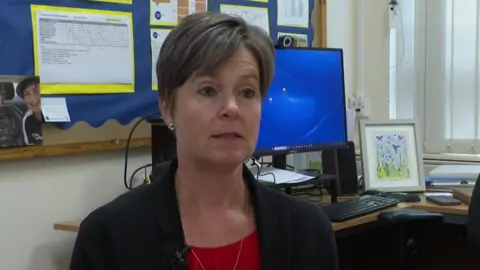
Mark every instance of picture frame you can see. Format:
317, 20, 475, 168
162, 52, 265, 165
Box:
359, 119, 425, 193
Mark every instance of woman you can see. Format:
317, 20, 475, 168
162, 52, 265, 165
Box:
70, 12, 339, 270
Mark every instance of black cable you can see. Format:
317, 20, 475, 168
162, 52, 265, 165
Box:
249, 157, 262, 180
123, 112, 161, 190
129, 164, 153, 189
260, 161, 295, 170
253, 157, 325, 199
251, 156, 277, 184
257, 157, 264, 179
259, 172, 276, 183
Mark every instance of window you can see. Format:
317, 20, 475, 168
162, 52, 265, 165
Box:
393, 0, 480, 157
420, 0, 480, 155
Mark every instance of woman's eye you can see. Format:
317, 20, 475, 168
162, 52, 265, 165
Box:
198, 86, 216, 96
242, 88, 256, 99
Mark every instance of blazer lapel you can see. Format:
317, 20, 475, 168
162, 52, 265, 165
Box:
244, 166, 291, 270
150, 160, 185, 265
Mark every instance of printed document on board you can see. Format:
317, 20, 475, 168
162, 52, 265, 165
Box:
33, 9, 134, 85
220, 4, 270, 34
277, 0, 309, 28
41, 97, 71, 122
151, 29, 171, 90
89, 0, 132, 4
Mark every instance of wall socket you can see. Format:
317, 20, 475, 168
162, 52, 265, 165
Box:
348, 97, 371, 118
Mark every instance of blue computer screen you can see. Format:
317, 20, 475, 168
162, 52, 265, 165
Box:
255, 48, 347, 156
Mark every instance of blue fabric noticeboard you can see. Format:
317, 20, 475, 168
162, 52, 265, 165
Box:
0, 0, 315, 130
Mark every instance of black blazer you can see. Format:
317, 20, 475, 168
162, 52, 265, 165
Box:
70, 159, 339, 270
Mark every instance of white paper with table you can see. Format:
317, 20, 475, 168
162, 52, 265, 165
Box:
220, 4, 270, 34
277, 0, 309, 28
33, 10, 134, 85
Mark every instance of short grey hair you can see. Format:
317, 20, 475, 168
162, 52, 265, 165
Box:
156, 11, 275, 111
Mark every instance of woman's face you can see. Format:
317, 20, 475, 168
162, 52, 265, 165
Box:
160, 50, 263, 167
24, 83, 41, 113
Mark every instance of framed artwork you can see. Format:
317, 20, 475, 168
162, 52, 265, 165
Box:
359, 119, 425, 193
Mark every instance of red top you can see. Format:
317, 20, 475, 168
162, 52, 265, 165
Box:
187, 231, 260, 270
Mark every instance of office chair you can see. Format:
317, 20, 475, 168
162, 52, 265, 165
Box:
377, 209, 444, 270
467, 175, 480, 248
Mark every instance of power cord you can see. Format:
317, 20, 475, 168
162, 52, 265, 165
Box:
258, 160, 295, 170
250, 157, 325, 202
387, 0, 405, 67
250, 156, 276, 183
129, 163, 153, 189
123, 112, 161, 190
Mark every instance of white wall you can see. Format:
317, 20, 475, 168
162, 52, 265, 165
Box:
0, 149, 150, 270
327, 0, 390, 118
0, 1, 391, 269
326, 0, 357, 100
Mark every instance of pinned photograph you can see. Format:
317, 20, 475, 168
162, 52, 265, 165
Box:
0, 76, 43, 148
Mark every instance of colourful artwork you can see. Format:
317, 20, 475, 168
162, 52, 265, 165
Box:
374, 133, 410, 179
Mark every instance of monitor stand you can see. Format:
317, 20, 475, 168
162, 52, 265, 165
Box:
271, 154, 293, 195
272, 154, 287, 170
271, 153, 339, 203
148, 117, 177, 165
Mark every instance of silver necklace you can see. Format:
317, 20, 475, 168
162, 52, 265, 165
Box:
183, 190, 249, 270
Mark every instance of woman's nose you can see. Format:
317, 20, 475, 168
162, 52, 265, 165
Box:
220, 96, 240, 119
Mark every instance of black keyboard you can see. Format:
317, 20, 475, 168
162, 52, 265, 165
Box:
322, 195, 400, 222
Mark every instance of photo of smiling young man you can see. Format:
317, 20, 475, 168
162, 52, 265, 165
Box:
15, 76, 43, 146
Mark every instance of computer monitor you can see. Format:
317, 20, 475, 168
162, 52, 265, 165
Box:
254, 48, 348, 167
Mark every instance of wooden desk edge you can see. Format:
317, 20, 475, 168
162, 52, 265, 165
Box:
53, 220, 82, 232
331, 201, 469, 231
54, 197, 470, 233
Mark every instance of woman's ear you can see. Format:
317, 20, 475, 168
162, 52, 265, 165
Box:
158, 98, 173, 124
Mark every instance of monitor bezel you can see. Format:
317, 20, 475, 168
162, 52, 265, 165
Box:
253, 47, 349, 156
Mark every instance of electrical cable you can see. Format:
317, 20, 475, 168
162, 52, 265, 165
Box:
392, 1, 406, 67
385, 0, 405, 68
251, 157, 324, 202
261, 161, 295, 170
123, 112, 161, 190
258, 157, 276, 183
251, 156, 276, 184
129, 163, 153, 189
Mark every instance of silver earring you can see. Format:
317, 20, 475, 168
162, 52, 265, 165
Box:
167, 123, 175, 131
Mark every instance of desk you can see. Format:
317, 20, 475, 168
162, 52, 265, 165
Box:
54, 195, 475, 269
53, 194, 469, 233
332, 195, 468, 232
54, 220, 82, 233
